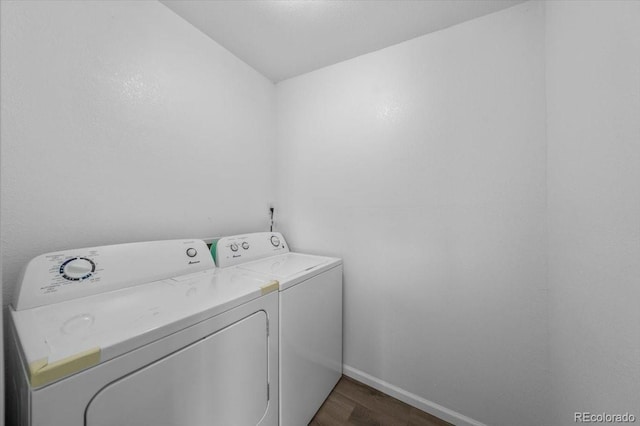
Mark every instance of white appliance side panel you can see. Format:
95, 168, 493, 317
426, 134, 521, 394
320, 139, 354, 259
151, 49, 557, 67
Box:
280, 265, 343, 426
6, 321, 31, 426
86, 311, 269, 426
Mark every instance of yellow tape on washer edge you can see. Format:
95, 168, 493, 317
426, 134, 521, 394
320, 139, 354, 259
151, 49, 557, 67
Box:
29, 347, 101, 387
260, 280, 279, 295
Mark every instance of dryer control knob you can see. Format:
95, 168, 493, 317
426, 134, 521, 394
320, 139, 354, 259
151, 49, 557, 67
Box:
60, 257, 95, 281
242, 242, 250, 250
186, 248, 197, 257
230, 243, 239, 252
270, 236, 280, 247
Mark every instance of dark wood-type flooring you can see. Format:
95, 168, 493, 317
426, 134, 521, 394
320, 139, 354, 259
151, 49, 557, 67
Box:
310, 376, 453, 426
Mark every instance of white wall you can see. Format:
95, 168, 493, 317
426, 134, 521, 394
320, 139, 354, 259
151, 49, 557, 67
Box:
276, 3, 547, 426
546, 2, 640, 425
0, 1, 276, 305
4, 2, 637, 425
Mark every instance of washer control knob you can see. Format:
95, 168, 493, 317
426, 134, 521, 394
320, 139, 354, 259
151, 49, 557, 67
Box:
270, 235, 280, 247
186, 248, 197, 257
242, 242, 250, 250
230, 243, 239, 252
60, 257, 95, 281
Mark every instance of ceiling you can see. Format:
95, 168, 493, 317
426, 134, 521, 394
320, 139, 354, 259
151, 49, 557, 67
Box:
161, 0, 526, 83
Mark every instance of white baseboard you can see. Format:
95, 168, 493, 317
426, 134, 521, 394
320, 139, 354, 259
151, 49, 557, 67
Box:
342, 365, 487, 426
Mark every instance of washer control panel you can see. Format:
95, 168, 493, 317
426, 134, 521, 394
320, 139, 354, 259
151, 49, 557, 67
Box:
216, 232, 289, 268
13, 239, 214, 311
60, 257, 96, 281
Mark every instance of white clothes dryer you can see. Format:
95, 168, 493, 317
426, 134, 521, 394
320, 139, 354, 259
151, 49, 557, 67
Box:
215, 232, 343, 426
7, 239, 280, 426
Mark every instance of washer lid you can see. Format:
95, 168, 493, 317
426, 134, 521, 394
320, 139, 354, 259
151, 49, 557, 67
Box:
10, 267, 279, 388
238, 253, 331, 279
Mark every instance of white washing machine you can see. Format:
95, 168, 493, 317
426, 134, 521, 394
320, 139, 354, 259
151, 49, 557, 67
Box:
7, 239, 280, 426
215, 232, 343, 426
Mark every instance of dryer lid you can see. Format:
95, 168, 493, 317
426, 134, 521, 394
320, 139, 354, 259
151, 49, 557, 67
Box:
238, 253, 330, 279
